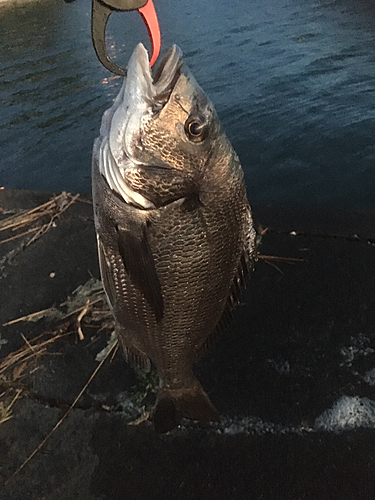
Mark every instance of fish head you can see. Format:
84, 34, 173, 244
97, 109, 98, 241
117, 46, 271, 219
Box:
108, 43, 222, 175
97, 43, 242, 208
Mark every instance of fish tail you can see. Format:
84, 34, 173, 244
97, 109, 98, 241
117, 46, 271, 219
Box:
152, 382, 220, 433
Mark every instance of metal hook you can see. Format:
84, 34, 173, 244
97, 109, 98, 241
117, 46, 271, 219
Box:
91, 0, 160, 76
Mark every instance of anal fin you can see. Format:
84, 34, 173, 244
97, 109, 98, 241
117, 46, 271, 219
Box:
118, 334, 151, 373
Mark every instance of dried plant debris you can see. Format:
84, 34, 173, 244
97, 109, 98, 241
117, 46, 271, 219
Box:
254, 225, 305, 273
101, 376, 158, 424
0, 273, 156, 425
3, 307, 62, 326
0, 389, 22, 426
0, 330, 71, 382
1, 279, 113, 383
3, 340, 118, 485
0, 277, 122, 479
60, 278, 106, 317
3, 277, 110, 326
0, 191, 79, 247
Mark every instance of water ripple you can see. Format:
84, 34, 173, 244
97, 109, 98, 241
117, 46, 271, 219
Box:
0, 0, 375, 209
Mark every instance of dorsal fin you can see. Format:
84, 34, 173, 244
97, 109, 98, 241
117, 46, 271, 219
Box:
216, 206, 257, 333
195, 206, 257, 358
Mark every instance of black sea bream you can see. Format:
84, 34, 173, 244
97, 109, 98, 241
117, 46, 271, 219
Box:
92, 44, 256, 432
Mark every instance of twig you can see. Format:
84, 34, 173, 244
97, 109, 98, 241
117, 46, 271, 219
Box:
76, 300, 91, 341
0, 192, 80, 247
8, 389, 22, 410
20, 333, 37, 354
61, 297, 103, 321
258, 254, 304, 263
0, 331, 70, 376
109, 342, 119, 362
0, 389, 22, 425
3, 294, 105, 328
0, 193, 66, 232
3, 307, 54, 326
0, 227, 39, 246
257, 254, 304, 275
26, 193, 80, 247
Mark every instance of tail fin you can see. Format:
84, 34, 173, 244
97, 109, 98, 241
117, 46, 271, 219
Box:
152, 383, 220, 433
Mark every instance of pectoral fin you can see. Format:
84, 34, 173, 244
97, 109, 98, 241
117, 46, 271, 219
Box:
97, 236, 117, 310
116, 220, 164, 322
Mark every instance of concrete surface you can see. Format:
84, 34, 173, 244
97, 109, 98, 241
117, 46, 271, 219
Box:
0, 188, 375, 500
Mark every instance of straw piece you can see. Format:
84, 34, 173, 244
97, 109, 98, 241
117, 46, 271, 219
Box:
3, 308, 55, 326
0, 389, 22, 426
258, 254, 304, 263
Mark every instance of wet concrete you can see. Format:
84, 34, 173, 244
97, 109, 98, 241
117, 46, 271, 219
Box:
0, 188, 375, 499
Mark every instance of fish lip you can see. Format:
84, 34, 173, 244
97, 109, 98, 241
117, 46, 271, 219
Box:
152, 44, 183, 103
126, 43, 154, 103
127, 43, 183, 107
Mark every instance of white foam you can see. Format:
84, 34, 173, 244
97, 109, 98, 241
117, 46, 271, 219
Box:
183, 416, 315, 436
0, 333, 8, 351
340, 334, 374, 366
221, 416, 294, 436
315, 395, 375, 433
363, 368, 375, 386
267, 358, 291, 375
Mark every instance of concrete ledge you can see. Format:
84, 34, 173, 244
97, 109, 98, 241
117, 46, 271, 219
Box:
1, 188, 374, 499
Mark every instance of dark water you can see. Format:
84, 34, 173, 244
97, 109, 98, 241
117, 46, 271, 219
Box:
1, 0, 375, 211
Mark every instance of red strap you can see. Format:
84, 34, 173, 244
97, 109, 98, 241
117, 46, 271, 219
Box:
138, 0, 161, 67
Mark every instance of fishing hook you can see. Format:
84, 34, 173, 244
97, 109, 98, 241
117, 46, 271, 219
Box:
91, 0, 161, 76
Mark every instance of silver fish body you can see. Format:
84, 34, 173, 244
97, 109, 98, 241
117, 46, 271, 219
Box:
92, 44, 256, 432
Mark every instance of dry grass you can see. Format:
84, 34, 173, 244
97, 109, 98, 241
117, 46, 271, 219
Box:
0, 279, 118, 484
0, 191, 80, 246
0, 214, 305, 481
0, 330, 71, 381
0, 390, 22, 425
1, 278, 114, 389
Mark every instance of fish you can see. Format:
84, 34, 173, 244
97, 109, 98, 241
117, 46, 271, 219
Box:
92, 43, 257, 432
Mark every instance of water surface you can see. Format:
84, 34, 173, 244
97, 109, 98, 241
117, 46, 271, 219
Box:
1, 0, 375, 210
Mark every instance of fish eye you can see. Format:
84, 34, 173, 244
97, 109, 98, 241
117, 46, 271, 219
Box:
184, 115, 208, 142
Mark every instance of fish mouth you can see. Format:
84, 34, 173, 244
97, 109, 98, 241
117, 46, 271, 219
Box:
107, 44, 183, 168
128, 43, 183, 109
